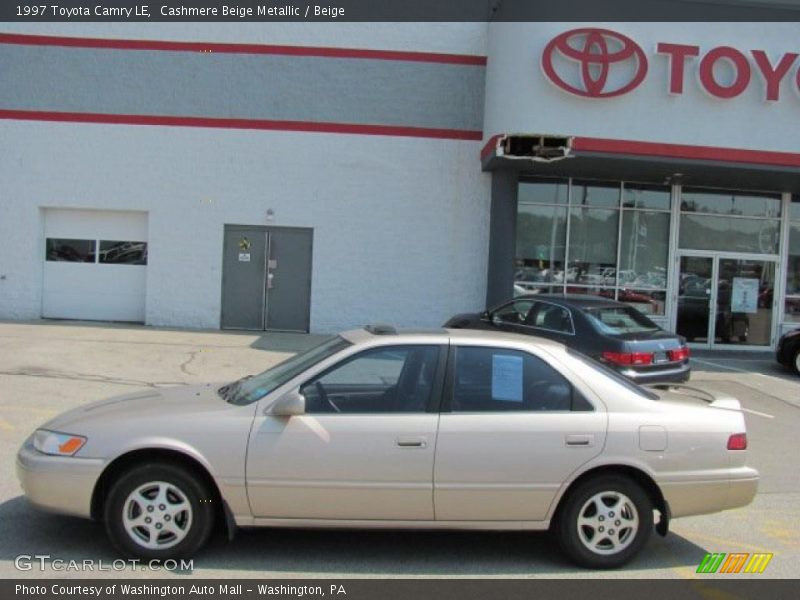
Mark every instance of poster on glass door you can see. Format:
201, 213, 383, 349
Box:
732, 278, 759, 314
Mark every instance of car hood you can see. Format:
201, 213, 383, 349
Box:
41, 383, 230, 432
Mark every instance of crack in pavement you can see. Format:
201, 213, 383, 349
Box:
180, 349, 202, 375
0, 368, 187, 388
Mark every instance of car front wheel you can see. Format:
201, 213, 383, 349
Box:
555, 475, 653, 569
104, 463, 215, 560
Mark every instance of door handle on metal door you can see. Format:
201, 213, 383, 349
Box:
565, 434, 594, 447
396, 437, 427, 448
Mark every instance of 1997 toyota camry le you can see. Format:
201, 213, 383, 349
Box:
17, 326, 758, 568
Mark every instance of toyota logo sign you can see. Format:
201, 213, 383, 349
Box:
541, 28, 648, 98
541, 27, 800, 102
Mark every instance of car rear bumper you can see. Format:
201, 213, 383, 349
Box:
661, 466, 759, 518
618, 363, 691, 385
16, 440, 104, 519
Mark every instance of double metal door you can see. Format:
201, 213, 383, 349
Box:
221, 225, 312, 332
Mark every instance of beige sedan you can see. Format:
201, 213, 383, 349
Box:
16, 326, 758, 568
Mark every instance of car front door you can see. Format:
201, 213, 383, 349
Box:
433, 344, 607, 522
246, 344, 445, 520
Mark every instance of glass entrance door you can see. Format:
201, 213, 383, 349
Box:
676, 254, 776, 348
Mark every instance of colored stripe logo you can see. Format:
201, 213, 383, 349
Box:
696, 552, 773, 574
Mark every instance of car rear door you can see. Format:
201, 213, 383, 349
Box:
246, 344, 446, 520
433, 343, 607, 522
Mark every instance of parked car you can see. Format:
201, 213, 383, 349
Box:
17, 326, 756, 568
776, 328, 800, 375
444, 294, 690, 384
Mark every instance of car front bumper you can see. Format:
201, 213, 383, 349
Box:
16, 440, 105, 519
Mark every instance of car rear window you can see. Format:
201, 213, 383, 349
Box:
584, 306, 661, 335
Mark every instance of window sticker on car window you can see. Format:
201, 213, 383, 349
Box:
492, 354, 524, 402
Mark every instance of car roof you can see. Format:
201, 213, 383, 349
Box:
518, 293, 624, 310
341, 325, 567, 351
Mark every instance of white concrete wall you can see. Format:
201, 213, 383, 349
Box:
0, 120, 490, 331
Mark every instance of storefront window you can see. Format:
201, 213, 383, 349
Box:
571, 180, 620, 208
786, 207, 800, 322
516, 203, 567, 287
680, 189, 781, 218
679, 214, 780, 254
678, 188, 781, 255
623, 185, 671, 211
515, 179, 670, 315
567, 207, 618, 283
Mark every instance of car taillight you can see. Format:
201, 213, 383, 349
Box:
668, 346, 691, 362
602, 351, 654, 366
727, 433, 748, 450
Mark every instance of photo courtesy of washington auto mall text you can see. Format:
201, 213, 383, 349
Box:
15, 583, 347, 597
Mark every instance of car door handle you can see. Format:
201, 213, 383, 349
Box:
396, 437, 427, 448
565, 434, 594, 447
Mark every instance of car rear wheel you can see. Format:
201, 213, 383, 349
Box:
792, 347, 800, 375
104, 463, 214, 560
555, 475, 653, 568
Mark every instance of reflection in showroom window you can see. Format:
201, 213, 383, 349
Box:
514, 179, 670, 316
45, 238, 96, 262
98, 241, 148, 265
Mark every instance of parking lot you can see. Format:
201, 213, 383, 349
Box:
0, 320, 798, 579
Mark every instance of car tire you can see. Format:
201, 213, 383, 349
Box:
555, 475, 653, 569
104, 462, 215, 560
792, 347, 800, 376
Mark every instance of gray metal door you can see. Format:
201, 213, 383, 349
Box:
221, 226, 268, 330
266, 228, 313, 332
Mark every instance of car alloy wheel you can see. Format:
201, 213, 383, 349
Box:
105, 463, 215, 559
576, 491, 639, 555
122, 481, 193, 550
555, 475, 653, 568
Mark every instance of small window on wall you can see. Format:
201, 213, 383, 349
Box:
45, 239, 95, 262
99, 241, 148, 265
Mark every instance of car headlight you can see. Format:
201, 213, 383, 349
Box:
32, 429, 87, 456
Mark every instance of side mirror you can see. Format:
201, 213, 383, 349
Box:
268, 390, 306, 416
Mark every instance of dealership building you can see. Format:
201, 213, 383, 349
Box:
1, 21, 799, 350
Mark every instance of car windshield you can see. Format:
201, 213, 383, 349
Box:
583, 306, 661, 335
220, 336, 351, 405
566, 348, 659, 400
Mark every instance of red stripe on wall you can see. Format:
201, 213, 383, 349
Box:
0, 33, 487, 66
573, 136, 800, 169
480, 134, 504, 162
0, 109, 483, 141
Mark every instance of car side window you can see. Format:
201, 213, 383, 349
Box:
493, 300, 535, 325
529, 302, 574, 334
300, 345, 440, 414
450, 346, 590, 412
